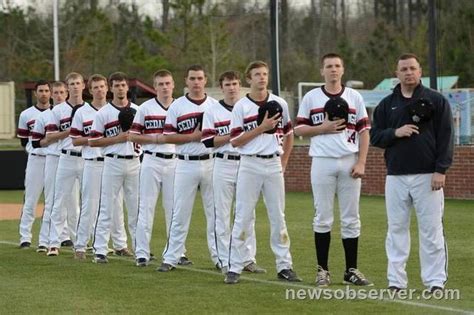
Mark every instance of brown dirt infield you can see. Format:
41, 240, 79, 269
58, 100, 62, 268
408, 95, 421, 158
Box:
0, 204, 44, 220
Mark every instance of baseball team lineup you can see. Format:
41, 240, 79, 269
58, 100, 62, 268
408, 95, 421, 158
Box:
16, 53, 454, 291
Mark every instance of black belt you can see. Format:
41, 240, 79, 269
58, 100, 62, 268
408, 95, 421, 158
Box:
144, 151, 175, 159
61, 149, 82, 157
85, 157, 104, 162
177, 154, 211, 161
255, 154, 280, 159
105, 154, 136, 160
31, 153, 46, 157
214, 153, 240, 161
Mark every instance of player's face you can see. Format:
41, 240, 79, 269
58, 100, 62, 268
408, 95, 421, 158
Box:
52, 86, 67, 105
34, 84, 51, 105
320, 57, 344, 84
67, 77, 85, 98
221, 78, 240, 99
185, 70, 207, 94
396, 58, 422, 87
247, 67, 268, 91
111, 80, 129, 100
154, 75, 174, 98
90, 79, 108, 101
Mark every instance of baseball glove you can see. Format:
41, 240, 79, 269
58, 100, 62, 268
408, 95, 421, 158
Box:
323, 96, 349, 122
257, 100, 283, 134
407, 98, 433, 124
118, 106, 137, 132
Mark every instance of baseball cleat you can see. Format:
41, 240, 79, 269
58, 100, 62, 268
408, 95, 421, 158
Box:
156, 263, 175, 272
149, 253, 157, 261
178, 256, 193, 265
114, 248, 133, 257
224, 272, 240, 284
19, 242, 31, 249
277, 269, 302, 282
388, 286, 404, 293
430, 286, 443, 294
343, 268, 373, 286
93, 254, 108, 264
316, 265, 331, 287
243, 262, 267, 274
74, 251, 86, 260
60, 240, 74, 247
47, 247, 59, 256
136, 258, 148, 267
36, 246, 48, 253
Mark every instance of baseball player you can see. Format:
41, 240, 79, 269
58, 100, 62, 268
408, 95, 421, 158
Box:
46, 72, 88, 256
201, 70, 264, 274
71, 74, 128, 259
370, 53, 453, 293
130, 69, 191, 267
90, 71, 140, 264
294, 53, 372, 287
225, 61, 301, 284
157, 65, 218, 272
17, 80, 51, 249
31, 81, 74, 253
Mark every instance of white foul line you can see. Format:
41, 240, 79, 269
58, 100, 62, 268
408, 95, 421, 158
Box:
1, 240, 472, 314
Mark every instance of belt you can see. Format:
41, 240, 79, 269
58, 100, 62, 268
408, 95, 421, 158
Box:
214, 153, 240, 161
144, 151, 175, 159
105, 154, 136, 160
31, 153, 46, 157
85, 157, 104, 162
255, 154, 280, 159
61, 149, 82, 157
177, 154, 211, 161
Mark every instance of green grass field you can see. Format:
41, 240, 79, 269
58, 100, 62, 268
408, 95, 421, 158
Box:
0, 191, 473, 314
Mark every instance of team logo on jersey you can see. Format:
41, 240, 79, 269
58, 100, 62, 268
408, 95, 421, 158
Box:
243, 115, 258, 132
83, 121, 93, 135
104, 122, 121, 137
177, 113, 201, 133
215, 121, 231, 136
59, 118, 71, 131
27, 120, 35, 131
144, 116, 166, 130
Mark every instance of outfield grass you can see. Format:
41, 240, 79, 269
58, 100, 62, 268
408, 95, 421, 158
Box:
0, 192, 473, 314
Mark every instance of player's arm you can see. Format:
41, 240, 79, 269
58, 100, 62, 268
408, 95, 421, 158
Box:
213, 135, 231, 147
351, 130, 369, 178
280, 132, 294, 172
164, 126, 201, 144
231, 112, 280, 147
294, 114, 345, 137
71, 136, 89, 146
45, 129, 70, 144
129, 133, 166, 145
88, 132, 128, 147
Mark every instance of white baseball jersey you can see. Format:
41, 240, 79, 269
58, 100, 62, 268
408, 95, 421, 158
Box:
17, 105, 49, 155
89, 102, 140, 156
129, 98, 175, 154
202, 100, 237, 154
163, 94, 217, 155
230, 93, 293, 155
295, 86, 370, 158
46, 101, 88, 152
70, 103, 103, 159
31, 108, 60, 156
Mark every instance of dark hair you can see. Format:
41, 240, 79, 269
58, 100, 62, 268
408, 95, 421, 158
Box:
244, 61, 268, 79
153, 69, 173, 80
35, 80, 50, 91
320, 53, 344, 67
88, 74, 107, 89
218, 71, 241, 87
185, 65, 206, 78
398, 53, 420, 64
108, 71, 128, 86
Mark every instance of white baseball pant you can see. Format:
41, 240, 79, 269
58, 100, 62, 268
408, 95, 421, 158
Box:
162, 158, 216, 266
19, 153, 46, 244
213, 156, 257, 269
385, 174, 447, 289
229, 155, 293, 274
93, 156, 140, 256
135, 154, 177, 261
48, 154, 84, 248
310, 154, 361, 238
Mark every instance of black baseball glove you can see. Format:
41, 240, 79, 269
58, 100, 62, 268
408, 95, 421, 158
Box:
118, 106, 137, 132
323, 96, 349, 122
257, 100, 283, 134
407, 98, 434, 125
